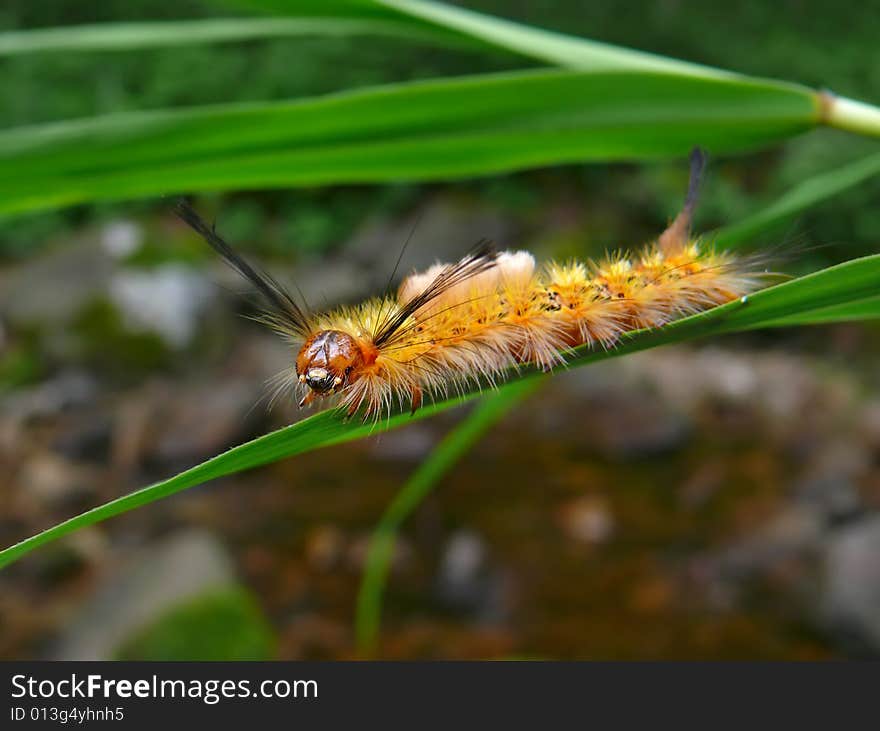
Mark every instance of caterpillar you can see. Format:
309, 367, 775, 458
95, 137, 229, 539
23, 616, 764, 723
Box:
176, 149, 769, 420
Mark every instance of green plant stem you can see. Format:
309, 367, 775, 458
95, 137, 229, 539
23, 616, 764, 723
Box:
354, 378, 542, 653
824, 95, 880, 138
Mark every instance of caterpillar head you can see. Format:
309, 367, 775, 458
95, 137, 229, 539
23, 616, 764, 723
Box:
296, 330, 364, 396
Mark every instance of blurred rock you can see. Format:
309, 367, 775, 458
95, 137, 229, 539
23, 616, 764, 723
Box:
697, 505, 824, 587
600, 400, 689, 459
678, 462, 726, 510
0, 239, 112, 327
304, 525, 345, 572
109, 380, 169, 472
1, 370, 98, 422
369, 424, 436, 462
435, 531, 508, 622
151, 380, 263, 465
558, 496, 615, 545
797, 476, 862, 523
808, 439, 871, 482
16, 452, 83, 505
108, 265, 213, 348
277, 614, 349, 660
100, 220, 143, 259
795, 440, 868, 522
859, 400, 880, 449
544, 364, 689, 459
52, 414, 112, 463
62, 527, 110, 566
754, 354, 818, 424
576, 388, 688, 459
440, 531, 486, 590
50, 530, 236, 660
643, 348, 822, 426
823, 516, 880, 654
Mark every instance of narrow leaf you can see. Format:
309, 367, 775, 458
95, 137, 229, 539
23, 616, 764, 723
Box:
0, 70, 817, 218
371, 0, 729, 77
0, 17, 462, 56
715, 152, 880, 248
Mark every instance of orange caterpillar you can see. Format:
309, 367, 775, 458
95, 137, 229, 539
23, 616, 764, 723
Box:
176, 149, 767, 418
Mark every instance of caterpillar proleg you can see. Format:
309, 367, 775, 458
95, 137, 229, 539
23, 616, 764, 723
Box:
176, 149, 770, 419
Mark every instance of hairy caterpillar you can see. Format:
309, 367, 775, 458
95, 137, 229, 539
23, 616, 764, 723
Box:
176, 149, 769, 419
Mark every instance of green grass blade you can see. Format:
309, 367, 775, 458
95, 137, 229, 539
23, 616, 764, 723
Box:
715, 151, 880, 249
371, 0, 729, 77
368, 0, 880, 137
746, 295, 880, 327
0, 17, 462, 56
0, 69, 817, 218
237, 0, 880, 138
354, 378, 541, 653
2, 253, 879, 571
234, 0, 732, 76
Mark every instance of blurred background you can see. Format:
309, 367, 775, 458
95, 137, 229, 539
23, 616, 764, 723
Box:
1, 0, 880, 660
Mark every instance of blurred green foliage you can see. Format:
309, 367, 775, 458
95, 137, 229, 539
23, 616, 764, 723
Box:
0, 0, 878, 263
4, 1, 878, 122
0, 338, 44, 391
114, 586, 275, 660
72, 298, 172, 375
0, 0, 513, 125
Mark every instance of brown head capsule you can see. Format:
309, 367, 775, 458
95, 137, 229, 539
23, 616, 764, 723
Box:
295, 330, 365, 397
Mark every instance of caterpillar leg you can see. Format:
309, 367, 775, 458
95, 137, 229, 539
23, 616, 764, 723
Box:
298, 391, 317, 409
658, 147, 706, 255
409, 385, 423, 416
